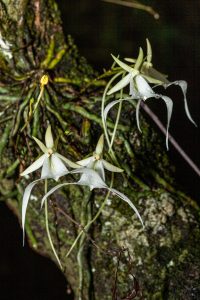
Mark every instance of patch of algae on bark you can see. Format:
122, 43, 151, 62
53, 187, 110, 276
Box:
88, 188, 200, 299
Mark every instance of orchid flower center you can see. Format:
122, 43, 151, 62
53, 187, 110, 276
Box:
132, 69, 140, 75
143, 61, 153, 69
93, 153, 101, 161
47, 148, 53, 156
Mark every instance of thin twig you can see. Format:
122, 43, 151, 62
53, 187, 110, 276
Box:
102, 0, 159, 19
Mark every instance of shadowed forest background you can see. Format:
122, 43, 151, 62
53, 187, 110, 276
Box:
0, 1, 199, 299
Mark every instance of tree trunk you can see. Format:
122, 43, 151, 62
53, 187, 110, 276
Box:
0, 1, 199, 299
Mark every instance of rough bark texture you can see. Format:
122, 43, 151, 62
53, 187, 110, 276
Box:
0, 1, 199, 299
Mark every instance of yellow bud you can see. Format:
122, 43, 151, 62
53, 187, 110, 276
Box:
40, 75, 49, 86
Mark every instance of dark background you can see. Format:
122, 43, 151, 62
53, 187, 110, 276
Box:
0, 1, 199, 299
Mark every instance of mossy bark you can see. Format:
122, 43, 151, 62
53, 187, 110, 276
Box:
0, 1, 199, 299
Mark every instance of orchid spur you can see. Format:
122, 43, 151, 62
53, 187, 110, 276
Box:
106, 52, 173, 149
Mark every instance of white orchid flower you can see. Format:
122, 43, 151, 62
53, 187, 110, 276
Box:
105, 40, 196, 149
76, 134, 123, 182
124, 39, 196, 127
107, 47, 163, 98
41, 168, 144, 228
21, 125, 79, 180
20, 125, 79, 243
105, 60, 173, 149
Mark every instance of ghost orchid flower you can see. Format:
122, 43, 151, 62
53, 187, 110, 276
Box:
20, 125, 79, 243
105, 71, 173, 149
105, 40, 196, 149
21, 125, 79, 180
76, 134, 123, 183
107, 48, 144, 97
105, 50, 173, 149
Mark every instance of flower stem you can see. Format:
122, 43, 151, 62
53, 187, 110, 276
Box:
101, 71, 124, 148
109, 77, 124, 152
44, 179, 63, 270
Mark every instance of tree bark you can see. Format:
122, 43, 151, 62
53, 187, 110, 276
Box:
0, 1, 199, 299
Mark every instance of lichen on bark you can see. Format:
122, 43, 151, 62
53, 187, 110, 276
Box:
0, 0, 199, 299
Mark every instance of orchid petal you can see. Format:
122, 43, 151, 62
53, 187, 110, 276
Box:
56, 153, 81, 169
143, 67, 169, 84
146, 38, 152, 64
41, 156, 53, 178
76, 156, 94, 167
102, 159, 123, 173
164, 80, 197, 127
136, 99, 143, 133
154, 94, 173, 150
41, 169, 107, 207
71, 168, 107, 189
107, 73, 132, 95
109, 187, 144, 228
20, 154, 46, 177
111, 54, 134, 73
45, 125, 54, 148
95, 134, 104, 155
129, 79, 138, 97
94, 160, 105, 181
103, 98, 132, 123
124, 58, 136, 63
135, 75, 154, 98
160, 95, 173, 150
50, 154, 68, 180
142, 74, 163, 85
134, 47, 144, 70
32, 137, 48, 153
22, 177, 48, 245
